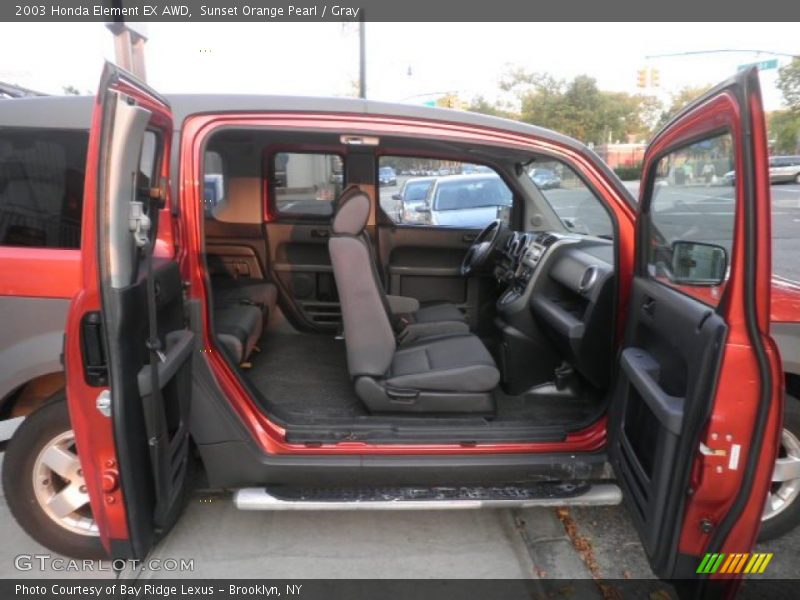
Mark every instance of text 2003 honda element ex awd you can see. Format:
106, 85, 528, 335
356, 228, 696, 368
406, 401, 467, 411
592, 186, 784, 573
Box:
1, 64, 800, 587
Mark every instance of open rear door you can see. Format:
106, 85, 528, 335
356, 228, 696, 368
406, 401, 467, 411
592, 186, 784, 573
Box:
64, 64, 193, 559
608, 68, 783, 583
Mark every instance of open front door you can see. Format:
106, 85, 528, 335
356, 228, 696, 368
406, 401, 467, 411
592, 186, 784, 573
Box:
608, 68, 783, 582
64, 64, 193, 559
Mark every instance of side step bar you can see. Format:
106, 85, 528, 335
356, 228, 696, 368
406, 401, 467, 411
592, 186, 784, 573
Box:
234, 482, 622, 511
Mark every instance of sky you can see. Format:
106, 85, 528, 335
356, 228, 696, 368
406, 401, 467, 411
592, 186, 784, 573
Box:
0, 22, 796, 113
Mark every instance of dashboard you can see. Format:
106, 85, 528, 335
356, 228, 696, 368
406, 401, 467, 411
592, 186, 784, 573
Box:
494, 230, 616, 391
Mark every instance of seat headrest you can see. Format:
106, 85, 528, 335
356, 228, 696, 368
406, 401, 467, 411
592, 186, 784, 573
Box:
332, 186, 370, 235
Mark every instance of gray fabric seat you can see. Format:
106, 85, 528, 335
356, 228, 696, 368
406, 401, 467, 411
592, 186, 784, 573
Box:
214, 304, 263, 365
409, 302, 466, 325
212, 278, 278, 321
387, 334, 500, 392
329, 187, 499, 413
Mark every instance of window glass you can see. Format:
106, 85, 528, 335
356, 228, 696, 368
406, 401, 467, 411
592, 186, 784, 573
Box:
204, 151, 225, 216
379, 157, 511, 228
645, 133, 735, 306
525, 159, 614, 239
0, 128, 88, 249
273, 152, 343, 219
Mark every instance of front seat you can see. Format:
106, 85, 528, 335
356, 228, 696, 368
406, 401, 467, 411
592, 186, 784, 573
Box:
329, 188, 500, 413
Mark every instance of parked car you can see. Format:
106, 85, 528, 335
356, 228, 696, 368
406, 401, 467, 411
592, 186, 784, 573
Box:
378, 165, 397, 186
0, 66, 798, 590
391, 176, 435, 223
724, 154, 800, 186
768, 155, 800, 184
529, 167, 562, 189
419, 174, 513, 228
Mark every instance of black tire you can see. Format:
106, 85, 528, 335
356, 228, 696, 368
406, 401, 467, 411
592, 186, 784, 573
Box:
758, 394, 800, 542
3, 393, 106, 558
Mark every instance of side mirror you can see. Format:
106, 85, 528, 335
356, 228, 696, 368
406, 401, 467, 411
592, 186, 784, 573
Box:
669, 240, 727, 285
392, 193, 402, 201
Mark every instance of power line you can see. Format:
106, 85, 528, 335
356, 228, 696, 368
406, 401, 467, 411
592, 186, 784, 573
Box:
645, 49, 800, 60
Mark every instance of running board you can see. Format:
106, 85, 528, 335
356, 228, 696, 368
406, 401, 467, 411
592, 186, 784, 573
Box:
234, 482, 622, 511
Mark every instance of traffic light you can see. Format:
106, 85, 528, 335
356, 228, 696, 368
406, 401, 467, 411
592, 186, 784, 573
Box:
636, 68, 648, 88
650, 68, 660, 87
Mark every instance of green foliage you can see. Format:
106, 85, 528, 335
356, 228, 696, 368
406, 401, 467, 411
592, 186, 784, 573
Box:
613, 165, 643, 181
494, 69, 661, 145
656, 85, 714, 129
778, 59, 800, 112
768, 110, 800, 154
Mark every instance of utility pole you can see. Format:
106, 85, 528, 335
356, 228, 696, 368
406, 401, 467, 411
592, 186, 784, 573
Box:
359, 21, 366, 99
105, 22, 149, 81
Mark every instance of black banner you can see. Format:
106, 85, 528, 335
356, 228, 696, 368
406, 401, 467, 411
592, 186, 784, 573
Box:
4, 579, 800, 600
2, 0, 799, 22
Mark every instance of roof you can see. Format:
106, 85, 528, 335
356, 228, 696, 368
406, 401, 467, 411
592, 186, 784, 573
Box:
0, 92, 632, 204
0, 92, 579, 150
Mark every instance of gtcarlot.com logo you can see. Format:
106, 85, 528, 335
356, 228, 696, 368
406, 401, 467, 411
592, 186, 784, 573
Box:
696, 552, 773, 574
14, 554, 194, 573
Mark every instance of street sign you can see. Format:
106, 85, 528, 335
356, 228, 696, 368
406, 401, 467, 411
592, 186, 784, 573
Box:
737, 59, 779, 72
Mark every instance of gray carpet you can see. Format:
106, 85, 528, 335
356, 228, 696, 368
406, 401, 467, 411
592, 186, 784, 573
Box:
246, 333, 368, 421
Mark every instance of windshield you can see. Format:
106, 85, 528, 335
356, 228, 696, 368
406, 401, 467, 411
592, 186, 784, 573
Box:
525, 159, 613, 239
433, 177, 512, 211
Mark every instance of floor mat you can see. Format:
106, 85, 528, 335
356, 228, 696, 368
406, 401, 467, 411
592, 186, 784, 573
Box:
246, 333, 368, 420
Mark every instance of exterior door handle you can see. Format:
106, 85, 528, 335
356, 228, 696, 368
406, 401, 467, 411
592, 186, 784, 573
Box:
311, 229, 330, 239
462, 234, 477, 243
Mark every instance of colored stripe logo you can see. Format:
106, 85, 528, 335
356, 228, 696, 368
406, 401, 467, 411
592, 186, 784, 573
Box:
696, 552, 773, 574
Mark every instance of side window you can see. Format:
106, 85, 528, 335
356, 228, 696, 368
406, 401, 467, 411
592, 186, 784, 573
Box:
0, 128, 88, 249
272, 152, 343, 219
379, 157, 511, 228
526, 159, 614, 239
203, 151, 225, 216
645, 133, 734, 306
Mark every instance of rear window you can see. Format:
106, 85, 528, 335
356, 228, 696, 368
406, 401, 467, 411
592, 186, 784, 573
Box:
271, 152, 344, 219
0, 128, 88, 249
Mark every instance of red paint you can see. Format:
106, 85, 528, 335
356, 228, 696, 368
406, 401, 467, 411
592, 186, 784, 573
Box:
0, 247, 81, 298
64, 69, 175, 554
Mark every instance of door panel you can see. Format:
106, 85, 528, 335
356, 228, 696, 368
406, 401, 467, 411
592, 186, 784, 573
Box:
64, 64, 190, 559
608, 68, 782, 581
377, 225, 484, 326
611, 277, 727, 565
266, 221, 340, 330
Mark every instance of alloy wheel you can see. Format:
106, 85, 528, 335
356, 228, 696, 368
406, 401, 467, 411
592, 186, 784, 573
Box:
764, 427, 800, 521
32, 430, 99, 537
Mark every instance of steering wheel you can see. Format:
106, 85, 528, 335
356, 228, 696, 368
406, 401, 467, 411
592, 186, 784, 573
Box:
460, 220, 506, 277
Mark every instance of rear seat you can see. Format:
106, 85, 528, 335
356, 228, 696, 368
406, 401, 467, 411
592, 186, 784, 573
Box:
214, 304, 263, 365
211, 278, 278, 365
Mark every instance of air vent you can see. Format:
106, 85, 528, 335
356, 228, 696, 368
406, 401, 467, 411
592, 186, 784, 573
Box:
536, 232, 559, 247
579, 265, 599, 294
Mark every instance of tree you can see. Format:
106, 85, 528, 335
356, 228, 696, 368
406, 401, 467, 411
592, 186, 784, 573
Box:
465, 95, 516, 120
62, 85, 81, 96
656, 85, 713, 128
777, 58, 800, 112
768, 110, 800, 154
498, 69, 661, 145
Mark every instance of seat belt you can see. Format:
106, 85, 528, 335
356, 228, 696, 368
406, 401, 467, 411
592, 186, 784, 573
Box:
140, 184, 170, 524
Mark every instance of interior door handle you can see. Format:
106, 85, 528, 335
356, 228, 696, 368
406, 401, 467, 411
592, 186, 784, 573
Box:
311, 229, 330, 239
642, 296, 656, 316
